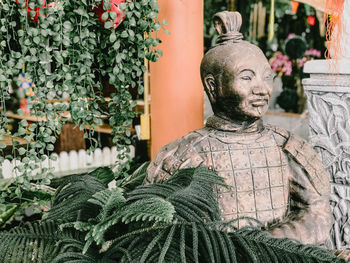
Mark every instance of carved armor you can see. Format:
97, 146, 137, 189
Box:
145, 115, 332, 244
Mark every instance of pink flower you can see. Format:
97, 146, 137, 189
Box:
304, 48, 321, 58
284, 61, 292, 76
269, 51, 293, 76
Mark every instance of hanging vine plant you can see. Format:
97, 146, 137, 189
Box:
0, 0, 165, 218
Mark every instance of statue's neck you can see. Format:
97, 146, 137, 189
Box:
206, 114, 263, 133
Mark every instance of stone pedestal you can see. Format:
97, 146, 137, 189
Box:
303, 59, 350, 249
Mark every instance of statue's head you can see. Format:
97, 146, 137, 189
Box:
201, 11, 275, 122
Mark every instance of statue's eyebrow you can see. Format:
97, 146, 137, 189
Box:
238, 69, 255, 75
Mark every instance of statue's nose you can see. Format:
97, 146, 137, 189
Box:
252, 81, 270, 96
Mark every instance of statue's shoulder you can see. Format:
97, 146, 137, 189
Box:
264, 124, 290, 145
264, 124, 329, 194
145, 128, 209, 184
156, 128, 210, 156
283, 132, 330, 195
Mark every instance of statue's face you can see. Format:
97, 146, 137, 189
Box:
215, 50, 274, 122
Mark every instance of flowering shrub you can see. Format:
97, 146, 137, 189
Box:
269, 48, 321, 76
270, 48, 321, 113
298, 48, 321, 68
269, 51, 292, 76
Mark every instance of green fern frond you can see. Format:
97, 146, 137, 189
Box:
235, 228, 345, 263
166, 167, 224, 222
139, 228, 168, 262
46, 175, 106, 222
74, 191, 174, 251
0, 166, 345, 263
71, 221, 92, 232
180, 224, 186, 263
166, 166, 226, 189
128, 184, 179, 199
103, 221, 346, 263
116, 162, 150, 192
87, 188, 126, 219
158, 224, 177, 263
198, 223, 217, 262
51, 238, 98, 263
192, 222, 199, 263
0, 221, 90, 263
127, 167, 224, 223
119, 197, 175, 224
87, 167, 114, 187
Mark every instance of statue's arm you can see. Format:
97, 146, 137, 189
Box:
268, 135, 332, 245
144, 149, 173, 184
143, 140, 179, 184
268, 158, 332, 244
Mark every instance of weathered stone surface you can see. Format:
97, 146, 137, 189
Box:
304, 59, 350, 75
303, 59, 350, 249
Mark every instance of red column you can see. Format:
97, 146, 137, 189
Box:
150, 0, 204, 159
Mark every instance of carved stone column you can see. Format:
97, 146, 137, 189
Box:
303, 0, 350, 250
303, 61, 350, 249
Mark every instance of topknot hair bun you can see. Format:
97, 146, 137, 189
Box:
213, 11, 243, 44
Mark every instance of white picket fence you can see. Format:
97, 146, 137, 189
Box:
1, 146, 135, 179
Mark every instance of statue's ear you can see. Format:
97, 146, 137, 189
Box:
204, 74, 217, 104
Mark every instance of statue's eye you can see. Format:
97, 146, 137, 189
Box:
241, 76, 251, 81
264, 71, 276, 81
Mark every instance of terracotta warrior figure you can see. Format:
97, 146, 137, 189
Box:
145, 11, 331, 245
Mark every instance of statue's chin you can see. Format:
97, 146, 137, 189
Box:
212, 99, 269, 123
215, 111, 261, 124
245, 104, 269, 119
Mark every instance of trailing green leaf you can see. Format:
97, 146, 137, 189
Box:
0, 0, 165, 211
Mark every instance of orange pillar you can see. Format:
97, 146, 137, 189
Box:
150, 0, 204, 159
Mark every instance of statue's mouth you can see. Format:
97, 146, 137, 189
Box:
250, 98, 268, 107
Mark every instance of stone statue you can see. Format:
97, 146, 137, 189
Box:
145, 11, 331, 245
